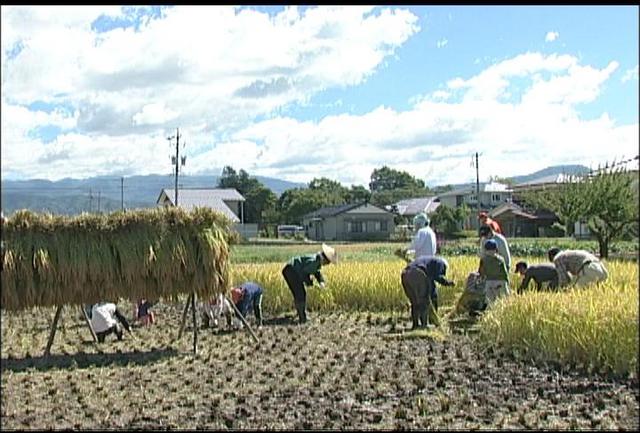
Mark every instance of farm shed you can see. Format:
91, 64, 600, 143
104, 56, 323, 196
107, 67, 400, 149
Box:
1, 207, 237, 354
302, 202, 395, 241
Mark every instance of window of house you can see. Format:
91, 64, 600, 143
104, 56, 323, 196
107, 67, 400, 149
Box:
381, 220, 388, 231
350, 221, 363, 233
372, 221, 380, 232
492, 193, 501, 202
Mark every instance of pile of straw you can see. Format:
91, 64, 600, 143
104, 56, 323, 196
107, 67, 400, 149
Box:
1, 207, 237, 311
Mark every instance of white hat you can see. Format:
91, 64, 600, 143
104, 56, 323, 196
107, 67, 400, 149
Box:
321, 243, 337, 264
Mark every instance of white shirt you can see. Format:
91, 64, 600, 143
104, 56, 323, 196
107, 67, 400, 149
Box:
408, 226, 437, 258
202, 293, 233, 320
91, 303, 117, 333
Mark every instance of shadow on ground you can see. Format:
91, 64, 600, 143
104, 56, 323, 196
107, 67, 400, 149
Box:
1, 347, 179, 373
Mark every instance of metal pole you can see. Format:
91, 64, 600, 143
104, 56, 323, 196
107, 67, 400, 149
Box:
476, 152, 480, 216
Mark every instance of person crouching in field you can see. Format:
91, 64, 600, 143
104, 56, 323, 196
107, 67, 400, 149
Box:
230, 282, 264, 329
282, 243, 337, 324
515, 261, 559, 293
478, 239, 510, 305
548, 248, 608, 288
134, 299, 156, 326
400, 255, 454, 329
90, 302, 132, 343
201, 293, 234, 329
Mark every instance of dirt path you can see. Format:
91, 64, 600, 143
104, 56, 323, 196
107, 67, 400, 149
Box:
1, 306, 638, 429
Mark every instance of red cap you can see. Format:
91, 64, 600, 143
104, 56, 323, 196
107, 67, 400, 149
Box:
231, 287, 244, 304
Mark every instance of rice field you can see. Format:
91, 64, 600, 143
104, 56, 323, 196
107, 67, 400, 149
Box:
1, 239, 638, 429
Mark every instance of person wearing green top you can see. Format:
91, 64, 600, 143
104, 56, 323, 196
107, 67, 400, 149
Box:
478, 239, 510, 305
281, 243, 337, 323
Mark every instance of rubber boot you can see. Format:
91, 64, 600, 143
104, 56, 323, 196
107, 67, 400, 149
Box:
295, 302, 307, 324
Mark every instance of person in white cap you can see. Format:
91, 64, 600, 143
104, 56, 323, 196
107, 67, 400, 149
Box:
399, 212, 436, 261
281, 243, 337, 324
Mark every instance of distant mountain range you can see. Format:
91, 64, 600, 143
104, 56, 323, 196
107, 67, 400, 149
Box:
0, 174, 305, 215
0, 164, 590, 216
434, 164, 591, 192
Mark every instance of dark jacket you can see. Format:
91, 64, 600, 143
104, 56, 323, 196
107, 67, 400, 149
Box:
405, 256, 452, 286
288, 254, 324, 286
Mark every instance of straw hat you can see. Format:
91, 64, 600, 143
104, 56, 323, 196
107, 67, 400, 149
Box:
321, 243, 337, 264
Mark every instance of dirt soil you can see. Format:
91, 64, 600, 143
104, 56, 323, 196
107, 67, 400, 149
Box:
1, 302, 638, 430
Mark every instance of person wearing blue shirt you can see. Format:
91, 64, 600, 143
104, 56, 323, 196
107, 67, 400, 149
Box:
231, 281, 264, 328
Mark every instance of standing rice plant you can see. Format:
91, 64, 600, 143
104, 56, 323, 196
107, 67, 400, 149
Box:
230, 256, 475, 315
478, 259, 638, 377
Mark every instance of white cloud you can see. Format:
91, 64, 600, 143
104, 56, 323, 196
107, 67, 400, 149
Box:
545, 31, 559, 42
436, 38, 448, 48
2, 5, 420, 181
1, 6, 637, 190
622, 65, 639, 83
132, 103, 179, 126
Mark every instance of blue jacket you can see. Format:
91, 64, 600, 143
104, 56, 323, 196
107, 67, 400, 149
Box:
405, 256, 451, 286
235, 281, 263, 317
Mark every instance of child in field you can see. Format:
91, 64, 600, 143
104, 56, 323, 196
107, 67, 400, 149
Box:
478, 239, 510, 305
134, 299, 156, 326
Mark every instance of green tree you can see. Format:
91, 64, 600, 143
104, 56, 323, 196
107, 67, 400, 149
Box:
369, 166, 426, 192
277, 187, 327, 224
346, 185, 371, 204
582, 165, 639, 258
430, 204, 470, 236
217, 166, 277, 226
520, 164, 639, 258
368, 166, 431, 207
519, 175, 588, 236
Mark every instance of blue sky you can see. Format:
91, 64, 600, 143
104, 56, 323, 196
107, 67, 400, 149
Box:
2, 5, 638, 187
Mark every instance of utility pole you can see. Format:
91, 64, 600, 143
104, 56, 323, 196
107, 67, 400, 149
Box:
89, 188, 93, 212
475, 152, 480, 215
121, 177, 124, 211
168, 128, 186, 207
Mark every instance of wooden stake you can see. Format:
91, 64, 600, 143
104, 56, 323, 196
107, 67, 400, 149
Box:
44, 305, 63, 356
177, 293, 193, 341
226, 295, 259, 344
191, 291, 198, 355
80, 305, 98, 343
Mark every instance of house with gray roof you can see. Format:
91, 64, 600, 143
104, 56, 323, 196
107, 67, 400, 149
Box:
302, 202, 395, 241
391, 196, 441, 221
435, 181, 513, 230
157, 188, 257, 238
